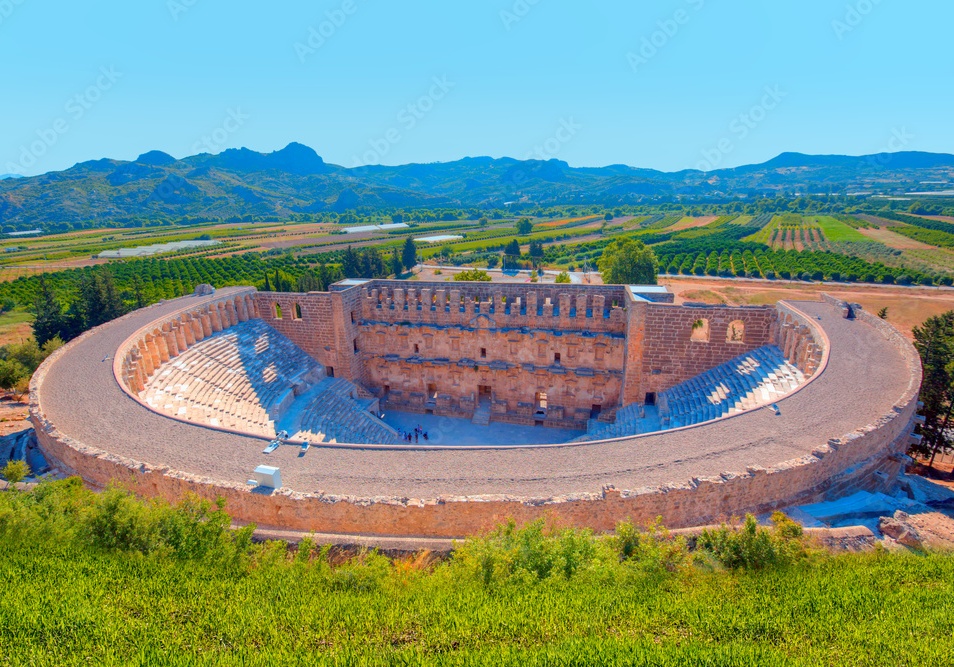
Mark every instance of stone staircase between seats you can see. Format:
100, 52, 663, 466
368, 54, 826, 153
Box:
471, 401, 492, 426
659, 345, 805, 429
291, 377, 401, 445
573, 403, 646, 442
140, 319, 324, 437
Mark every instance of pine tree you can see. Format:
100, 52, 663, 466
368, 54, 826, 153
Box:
913, 312, 954, 467
263, 273, 272, 291
402, 238, 417, 271
390, 248, 403, 277
342, 246, 360, 278
32, 276, 67, 347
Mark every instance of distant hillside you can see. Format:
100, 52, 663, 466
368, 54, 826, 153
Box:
1, 144, 953, 230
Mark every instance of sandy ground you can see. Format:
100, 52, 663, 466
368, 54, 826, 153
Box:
662, 276, 954, 338
0, 398, 30, 437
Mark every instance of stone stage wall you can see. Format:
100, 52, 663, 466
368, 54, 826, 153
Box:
251, 281, 803, 427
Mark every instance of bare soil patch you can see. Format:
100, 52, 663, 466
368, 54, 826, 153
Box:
856, 226, 938, 250
0, 398, 30, 437
663, 276, 954, 337
670, 216, 719, 231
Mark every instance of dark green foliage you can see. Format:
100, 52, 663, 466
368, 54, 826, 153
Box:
697, 513, 806, 570
389, 248, 403, 276
504, 239, 521, 256
0, 338, 61, 393
873, 210, 954, 235
31, 277, 69, 347
912, 312, 954, 465
598, 238, 658, 285
516, 217, 533, 235
402, 237, 418, 270
655, 247, 930, 284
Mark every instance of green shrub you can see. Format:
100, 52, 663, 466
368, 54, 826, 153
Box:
697, 513, 806, 570
454, 269, 492, 282
453, 518, 599, 585
614, 518, 689, 573
1, 460, 29, 485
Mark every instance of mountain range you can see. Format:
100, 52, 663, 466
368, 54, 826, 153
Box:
1, 143, 953, 230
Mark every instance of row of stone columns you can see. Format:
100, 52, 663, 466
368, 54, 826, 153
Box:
121, 293, 259, 394
363, 287, 621, 323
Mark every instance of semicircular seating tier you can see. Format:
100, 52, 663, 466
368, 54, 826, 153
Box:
141, 319, 400, 444
574, 345, 805, 441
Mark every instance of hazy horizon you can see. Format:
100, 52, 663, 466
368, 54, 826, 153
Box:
2, 1, 952, 177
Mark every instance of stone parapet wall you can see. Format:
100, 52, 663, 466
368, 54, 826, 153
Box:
774, 302, 827, 377
30, 384, 919, 537
116, 289, 259, 395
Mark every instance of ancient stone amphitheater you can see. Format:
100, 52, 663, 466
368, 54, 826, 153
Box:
30, 280, 922, 541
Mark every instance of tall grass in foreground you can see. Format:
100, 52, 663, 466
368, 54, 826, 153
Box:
0, 480, 952, 666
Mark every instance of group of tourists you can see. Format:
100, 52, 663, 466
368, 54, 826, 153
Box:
400, 425, 429, 443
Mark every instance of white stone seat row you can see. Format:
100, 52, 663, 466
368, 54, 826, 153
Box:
574, 346, 806, 441
140, 320, 323, 437
660, 346, 804, 429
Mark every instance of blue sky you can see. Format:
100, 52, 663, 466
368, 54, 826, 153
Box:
2, 0, 951, 176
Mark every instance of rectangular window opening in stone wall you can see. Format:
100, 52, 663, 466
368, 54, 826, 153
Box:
480, 347, 487, 358
353, 339, 359, 354
727, 320, 745, 343
294, 303, 302, 320
274, 303, 283, 319
691, 318, 710, 342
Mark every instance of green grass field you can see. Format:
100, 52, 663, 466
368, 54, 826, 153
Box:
814, 216, 869, 243
1, 481, 953, 666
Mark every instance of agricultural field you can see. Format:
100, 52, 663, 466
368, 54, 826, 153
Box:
6, 207, 954, 347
